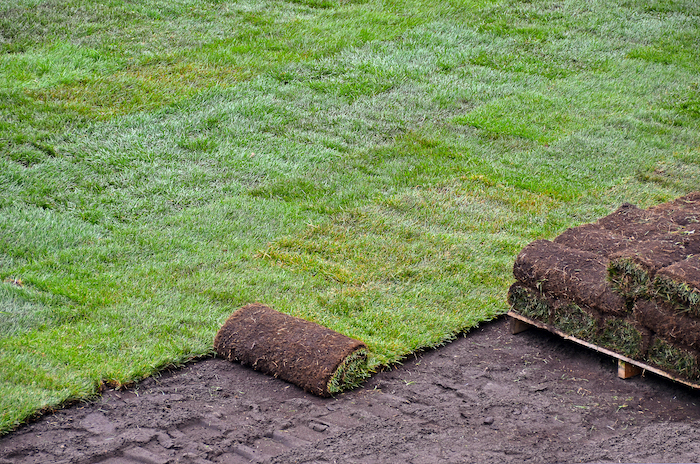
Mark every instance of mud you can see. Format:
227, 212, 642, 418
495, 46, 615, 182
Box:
2, 317, 700, 464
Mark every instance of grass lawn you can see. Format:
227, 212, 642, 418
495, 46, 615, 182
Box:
1, 0, 699, 433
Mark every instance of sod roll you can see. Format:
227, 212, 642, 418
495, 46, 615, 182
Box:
655, 255, 700, 316
509, 193, 700, 383
214, 304, 369, 397
596, 316, 649, 359
513, 240, 628, 315
596, 203, 681, 240
611, 239, 692, 275
647, 336, 700, 381
649, 191, 700, 226
634, 299, 700, 349
507, 283, 553, 324
553, 223, 634, 256
607, 239, 692, 299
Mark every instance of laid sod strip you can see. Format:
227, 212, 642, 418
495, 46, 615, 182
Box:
654, 256, 700, 317
214, 304, 369, 397
513, 239, 627, 316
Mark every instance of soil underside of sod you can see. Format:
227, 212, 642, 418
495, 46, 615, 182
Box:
2, 317, 700, 464
214, 304, 368, 397
510, 192, 700, 382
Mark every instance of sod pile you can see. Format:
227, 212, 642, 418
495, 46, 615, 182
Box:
509, 192, 700, 382
214, 304, 369, 397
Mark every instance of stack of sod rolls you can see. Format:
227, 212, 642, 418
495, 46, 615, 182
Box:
214, 304, 369, 397
509, 192, 700, 381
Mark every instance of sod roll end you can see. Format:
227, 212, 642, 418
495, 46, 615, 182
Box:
214, 304, 369, 397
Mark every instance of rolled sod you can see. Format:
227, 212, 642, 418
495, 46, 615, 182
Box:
654, 255, 700, 316
553, 223, 634, 256
634, 299, 700, 349
608, 239, 692, 299
596, 202, 682, 240
507, 283, 552, 324
649, 191, 700, 227
646, 337, 700, 381
508, 283, 601, 340
214, 304, 369, 397
595, 316, 648, 359
513, 240, 628, 316
552, 300, 600, 342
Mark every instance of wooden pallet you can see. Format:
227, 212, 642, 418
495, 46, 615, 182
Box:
508, 310, 700, 389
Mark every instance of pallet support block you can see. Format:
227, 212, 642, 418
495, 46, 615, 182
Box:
618, 360, 643, 379
510, 316, 531, 334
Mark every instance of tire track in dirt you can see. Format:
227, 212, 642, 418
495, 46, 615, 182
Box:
2, 317, 700, 463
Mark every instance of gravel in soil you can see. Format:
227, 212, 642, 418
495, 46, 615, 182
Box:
2, 317, 700, 464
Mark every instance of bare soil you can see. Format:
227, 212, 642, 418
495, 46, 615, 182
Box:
2, 316, 700, 464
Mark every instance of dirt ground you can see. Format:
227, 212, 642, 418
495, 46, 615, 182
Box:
2, 316, 700, 464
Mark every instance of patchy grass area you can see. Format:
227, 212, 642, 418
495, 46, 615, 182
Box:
1, 0, 699, 432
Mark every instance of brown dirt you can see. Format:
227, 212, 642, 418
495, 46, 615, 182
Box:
3, 316, 700, 464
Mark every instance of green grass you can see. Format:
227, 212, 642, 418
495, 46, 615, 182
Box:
327, 347, 370, 395
647, 337, 700, 381
2, 0, 700, 433
508, 284, 551, 323
608, 257, 653, 299
552, 303, 599, 341
654, 273, 700, 316
596, 318, 646, 359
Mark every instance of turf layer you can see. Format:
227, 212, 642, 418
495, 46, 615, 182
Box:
2, 0, 700, 433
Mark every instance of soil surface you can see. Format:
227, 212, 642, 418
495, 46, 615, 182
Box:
2, 316, 700, 464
